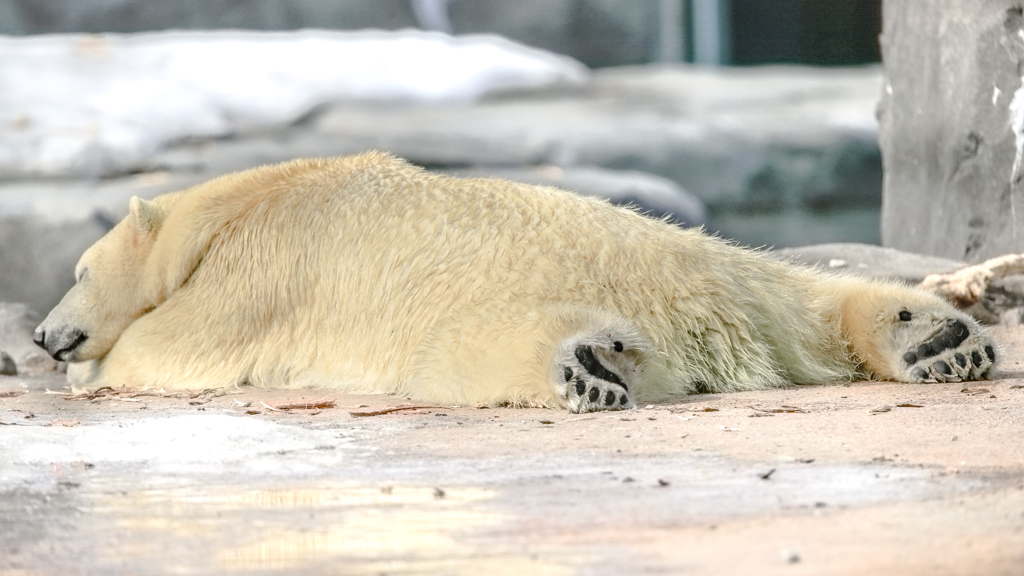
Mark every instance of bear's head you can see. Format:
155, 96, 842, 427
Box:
34, 194, 197, 363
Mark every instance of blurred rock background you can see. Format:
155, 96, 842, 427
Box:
1, 0, 891, 316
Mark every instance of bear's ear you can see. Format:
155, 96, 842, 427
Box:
129, 196, 164, 236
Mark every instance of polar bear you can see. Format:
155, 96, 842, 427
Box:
34, 152, 996, 412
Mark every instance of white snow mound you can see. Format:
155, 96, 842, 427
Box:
0, 29, 588, 178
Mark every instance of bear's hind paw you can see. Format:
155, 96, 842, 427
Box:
558, 344, 634, 413
899, 317, 995, 383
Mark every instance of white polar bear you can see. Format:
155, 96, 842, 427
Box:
34, 152, 996, 412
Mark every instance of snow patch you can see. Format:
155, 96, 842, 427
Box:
0, 29, 588, 178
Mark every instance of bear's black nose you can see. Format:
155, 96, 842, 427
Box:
32, 328, 45, 349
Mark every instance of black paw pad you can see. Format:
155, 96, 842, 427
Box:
574, 345, 626, 389
954, 353, 967, 368
561, 341, 634, 412
985, 345, 996, 363
903, 351, 918, 365
911, 367, 929, 380
914, 320, 970, 361
933, 360, 952, 375
971, 351, 983, 367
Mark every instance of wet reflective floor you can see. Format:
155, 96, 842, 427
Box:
3, 327, 1024, 575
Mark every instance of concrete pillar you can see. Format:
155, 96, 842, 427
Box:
692, 0, 729, 64
880, 1, 1024, 261
658, 0, 685, 63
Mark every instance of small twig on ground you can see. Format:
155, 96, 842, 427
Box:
349, 405, 450, 417
128, 390, 183, 399
562, 415, 598, 423
62, 385, 239, 402
190, 388, 236, 399
81, 386, 116, 400
750, 405, 808, 414
274, 399, 336, 411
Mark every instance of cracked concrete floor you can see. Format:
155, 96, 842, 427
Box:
2, 327, 1024, 575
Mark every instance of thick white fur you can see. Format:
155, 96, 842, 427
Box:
41, 152, 994, 408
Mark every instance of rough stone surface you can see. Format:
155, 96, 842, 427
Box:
0, 169, 213, 315
0, 30, 882, 222
0, 351, 15, 375
879, 1, 1024, 262
0, 302, 55, 372
772, 243, 967, 284
165, 64, 882, 216
987, 275, 1024, 322
773, 243, 1024, 323
0, 54, 886, 315
0, 217, 110, 318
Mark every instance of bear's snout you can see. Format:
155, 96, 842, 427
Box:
33, 325, 88, 362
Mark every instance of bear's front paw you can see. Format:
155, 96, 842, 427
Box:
558, 344, 634, 412
900, 317, 995, 383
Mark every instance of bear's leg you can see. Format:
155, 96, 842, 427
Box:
828, 276, 996, 383
553, 330, 643, 413
409, 305, 649, 411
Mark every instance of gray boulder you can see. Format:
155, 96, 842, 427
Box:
879, 1, 1024, 261
0, 351, 16, 375
773, 243, 1024, 323
0, 172, 207, 316
772, 243, 966, 284
163, 64, 883, 217
0, 302, 56, 372
0, 217, 107, 321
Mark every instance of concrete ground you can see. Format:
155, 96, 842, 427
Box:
2, 328, 1024, 575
